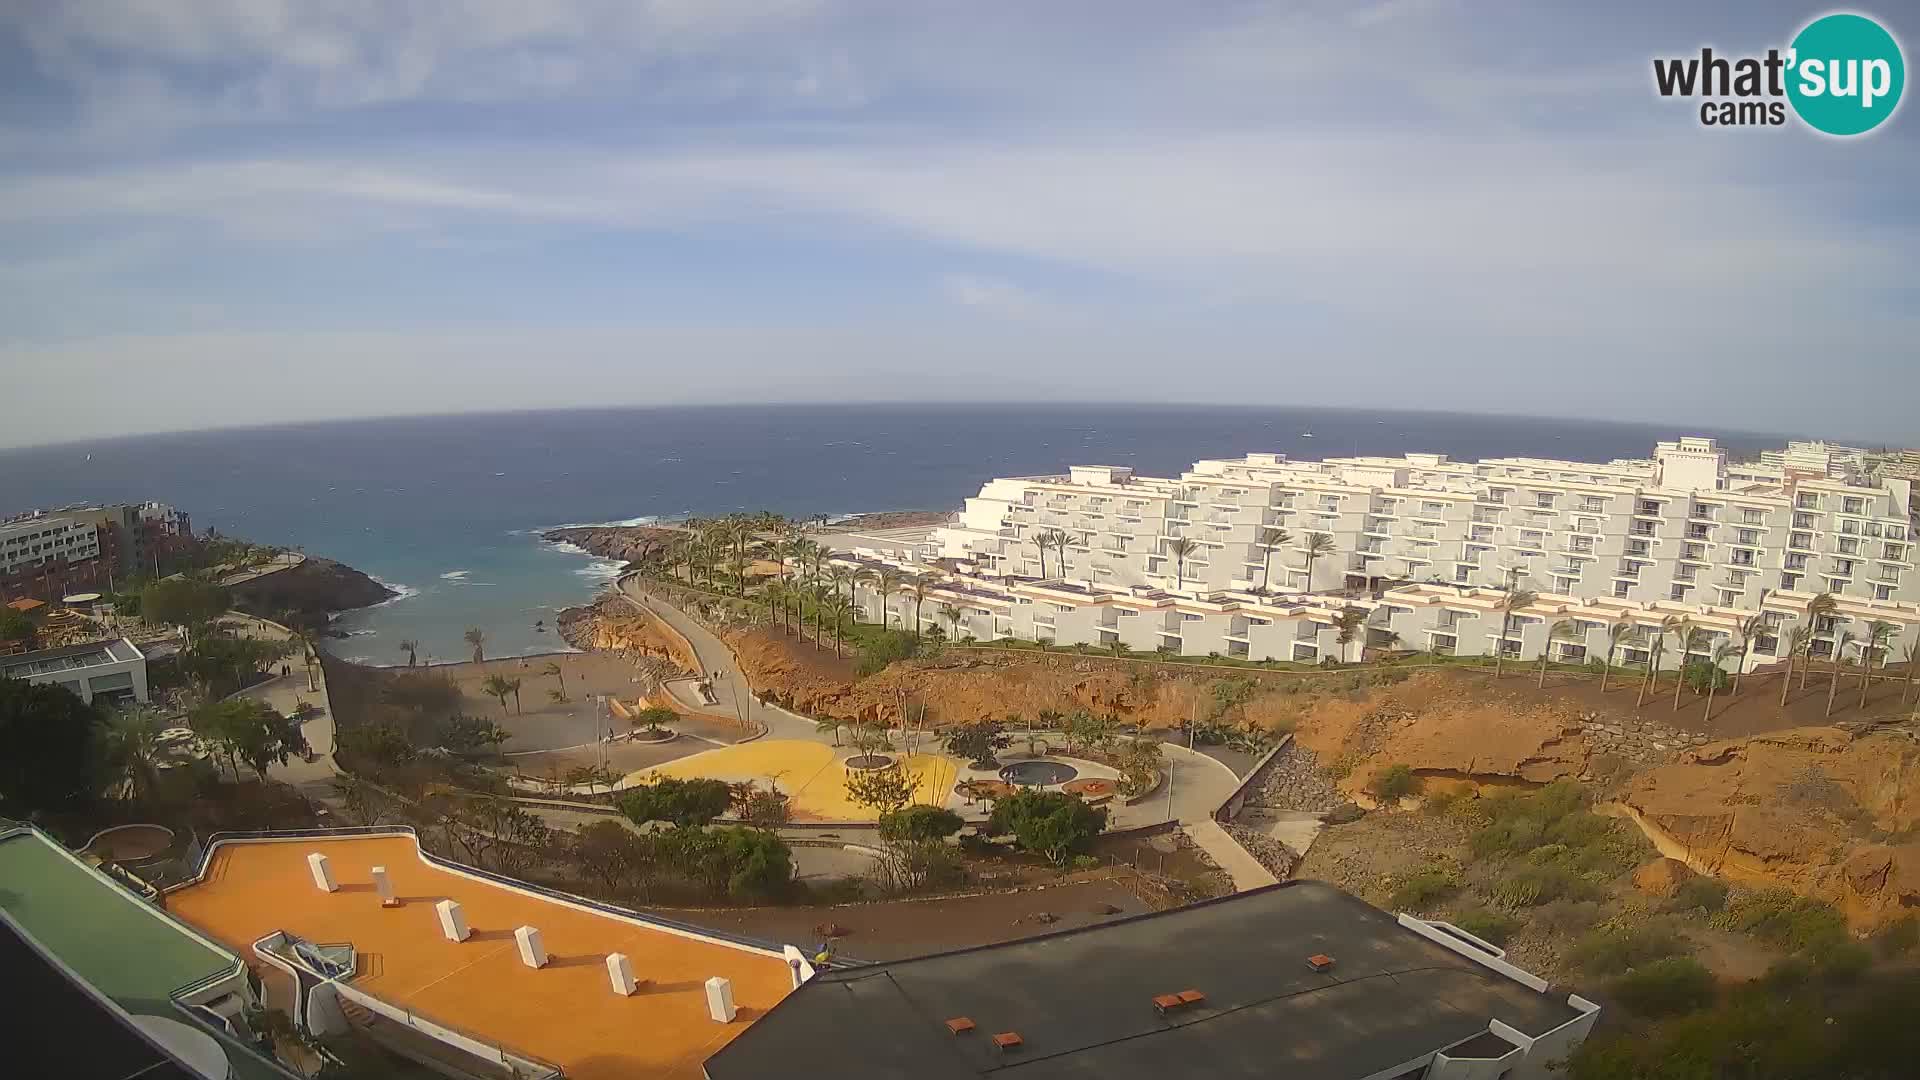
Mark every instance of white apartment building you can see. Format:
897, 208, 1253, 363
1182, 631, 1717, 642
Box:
826, 437, 1919, 673
0, 514, 102, 576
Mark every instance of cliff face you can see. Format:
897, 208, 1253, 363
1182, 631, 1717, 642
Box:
542, 526, 680, 567
229, 557, 395, 626
1619, 727, 1920, 928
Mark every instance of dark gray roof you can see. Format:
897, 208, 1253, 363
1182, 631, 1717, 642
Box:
705, 881, 1581, 1080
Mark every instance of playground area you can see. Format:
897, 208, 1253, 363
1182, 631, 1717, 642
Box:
619, 739, 964, 822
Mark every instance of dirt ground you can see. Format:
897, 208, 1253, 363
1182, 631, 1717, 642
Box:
665, 873, 1159, 962
435, 652, 745, 752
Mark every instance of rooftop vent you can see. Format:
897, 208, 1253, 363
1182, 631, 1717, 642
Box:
1177, 989, 1206, 1005
992, 1032, 1024, 1052
1307, 954, 1336, 973
945, 1017, 976, 1035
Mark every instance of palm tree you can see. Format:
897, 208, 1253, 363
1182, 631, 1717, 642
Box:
1541, 618, 1578, 687
1781, 625, 1813, 707
1703, 641, 1738, 720
1599, 619, 1633, 694
1859, 621, 1896, 712
868, 567, 901, 628
105, 706, 165, 803
1164, 536, 1199, 590
1492, 588, 1537, 678
1254, 527, 1292, 592
904, 577, 933, 637
1730, 613, 1765, 697
1300, 532, 1336, 591
1333, 606, 1368, 659
1801, 593, 1839, 692
1674, 626, 1704, 711
940, 603, 964, 641
1639, 620, 1673, 708
464, 627, 487, 666
1826, 630, 1856, 717
480, 674, 514, 718
827, 592, 852, 658
1030, 529, 1053, 578
1053, 530, 1076, 581
827, 565, 856, 620
812, 582, 834, 647
1902, 636, 1920, 705
398, 638, 420, 668
542, 661, 566, 703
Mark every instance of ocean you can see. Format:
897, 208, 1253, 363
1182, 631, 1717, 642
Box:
0, 404, 1788, 664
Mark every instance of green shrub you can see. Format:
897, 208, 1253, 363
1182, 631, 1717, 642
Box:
1494, 865, 1600, 908
1389, 867, 1459, 911
878, 805, 964, 843
1711, 889, 1849, 953
986, 789, 1108, 866
619, 777, 734, 827
1451, 908, 1520, 946
1680, 660, 1732, 693
1872, 916, 1919, 958
1611, 957, 1716, 1017
1368, 764, 1421, 802
1467, 780, 1647, 879
1667, 876, 1730, 914
1421, 790, 1460, 817
855, 630, 920, 677
1568, 924, 1689, 976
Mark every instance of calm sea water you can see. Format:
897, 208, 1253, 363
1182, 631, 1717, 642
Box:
0, 404, 1786, 664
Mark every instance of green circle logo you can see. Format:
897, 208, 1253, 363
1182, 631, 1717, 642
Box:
1787, 13, 1905, 136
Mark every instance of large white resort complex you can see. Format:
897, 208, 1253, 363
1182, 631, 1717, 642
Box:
825, 437, 1920, 672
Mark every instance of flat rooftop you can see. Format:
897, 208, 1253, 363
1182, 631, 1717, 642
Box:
0, 636, 141, 678
706, 880, 1584, 1080
167, 834, 797, 1080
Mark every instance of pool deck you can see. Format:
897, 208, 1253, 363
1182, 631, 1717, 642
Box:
166, 834, 798, 1080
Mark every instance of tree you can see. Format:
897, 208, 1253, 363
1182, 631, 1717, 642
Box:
940, 718, 1013, 768
1164, 536, 1198, 590
1730, 613, 1765, 697
866, 566, 901, 628
1703, 641, 1738, 720
1671, 621, 1700, 710
1639, 615, 1676, 708
878, 805, 963, 843
1599, 619, 1632, 694
398, 638, 420, 668
904, 576, 932, 637
1801, 592, 1839, 692
1254, 527, 1292, 592
1052, 529, 1075, 581
336, 723, 414, 770
619, 777, 733, 826
1826, 630, 1856, 717
1300, 531, 1336, 591
193, 698, 309, 781
541, 661, 567, 702
1859, 620, 1896, 712
1112, 735, 1165, 797
1541, 618, 1578, 687
1782, 625, 1813, 706
479, 674, 515, 719
142, 577, 230, 634
0, 607, 33, 645
940, 603, 964, 641
855, 628, 919, 677
570, 820, 649, 897
0, 677, 103, 816
845, 763, 917, 816
463, 627, 487, 666
563, 763, 618, 797
633, 705, 677, 734
1334, 606, 1369, 656
1030, 528, 1054, 578
986, 789, 1108, 865
103, 705, 166, 803
1493, 589, 1537, 678
432, 715, 508, 756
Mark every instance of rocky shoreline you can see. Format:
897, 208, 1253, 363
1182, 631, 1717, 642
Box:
229, 556, 397, 632
543, 524, 682, 569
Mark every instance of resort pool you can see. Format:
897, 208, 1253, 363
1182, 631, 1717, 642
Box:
1000, 760, 1079, 787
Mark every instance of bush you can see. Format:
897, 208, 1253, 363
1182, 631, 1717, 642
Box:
1667, 876, 1730, 914
1389, 867, 1459, 911
855, 629, 920, 677
1680, 660, 1732, 693
1569, 924, 1689, 976
1872, 915, 1919, 958
1467, 781, 1647, 879
1493, 865, 1600, 908
944, 721, 1010, 769
1368, 764, 1421, 802
619, 777, 734, 827
986, 789, 1108, 866
878, 805, 964, 844
1611, 957, 1716, 1017
1711, 889, 1849, 954
1452, 909, 1520, 946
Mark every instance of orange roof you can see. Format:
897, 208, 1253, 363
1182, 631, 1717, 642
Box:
167, 834, 795, 1080
5, 598, 44, 611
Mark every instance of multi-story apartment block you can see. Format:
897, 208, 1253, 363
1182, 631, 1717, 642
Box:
0, 501, 194, 602
834, 437, 1918, 673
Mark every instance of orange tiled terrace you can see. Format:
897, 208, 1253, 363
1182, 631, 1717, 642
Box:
166, 834, 796, 1080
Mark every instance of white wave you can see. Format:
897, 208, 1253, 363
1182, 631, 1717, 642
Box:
540, 514, 661, 530
342, 655, 373, 664
573, 559, 626, 581
542, 540, 589, 557
440, 570, 471, 580
341, 628, 379, 637
366, 578, 420, 608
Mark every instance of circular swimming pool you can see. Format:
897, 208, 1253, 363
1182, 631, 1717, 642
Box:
999, 760, 1079, 787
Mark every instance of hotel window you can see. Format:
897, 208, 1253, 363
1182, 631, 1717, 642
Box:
1790, 531, 1813, 549
1876, 585, 1896, 600
1843, 497, 1866, 515
1826, 577, 1847, 592
1797, 493, 1820, 509
1793, 512, 1816, 529
1671, 584, 1692, 601
1780, 573, 1802, 590
1720, 590, 1740, 605
1534, 492, 1556, 508
1735, 529, 1761, 546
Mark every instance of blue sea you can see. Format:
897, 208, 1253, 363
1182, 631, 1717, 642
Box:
0, 404, 1788, 664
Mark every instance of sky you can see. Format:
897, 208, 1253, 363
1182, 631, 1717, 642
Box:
2, 1, 1916, 449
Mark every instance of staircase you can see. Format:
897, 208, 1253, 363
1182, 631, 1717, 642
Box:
337, 997, 377, 1029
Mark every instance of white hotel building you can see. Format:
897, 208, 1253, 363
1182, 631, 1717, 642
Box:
831, 437, 1919, 672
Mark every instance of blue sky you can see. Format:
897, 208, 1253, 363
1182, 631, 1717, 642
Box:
2, 1, 1915, 448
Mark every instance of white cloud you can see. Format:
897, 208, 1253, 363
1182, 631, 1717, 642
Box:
938, 273, 1046, 317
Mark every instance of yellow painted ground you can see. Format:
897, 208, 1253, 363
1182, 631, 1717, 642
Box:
622, 739, 961, 821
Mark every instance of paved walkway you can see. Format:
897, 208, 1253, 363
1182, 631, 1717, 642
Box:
220, 614, 340, 794
1182, 818, 1280, 892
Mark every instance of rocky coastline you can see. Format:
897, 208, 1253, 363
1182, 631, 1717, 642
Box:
229, 556, 397, 631
543, 525, 681, 569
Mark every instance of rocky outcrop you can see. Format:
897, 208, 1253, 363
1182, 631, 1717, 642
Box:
1618, 726, 1920, 928
542, 526, 682, 568
555, 596, 697, 675
230, 557, 395, 627
824, 510, 951, 531
1631, 857, 1695, 898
